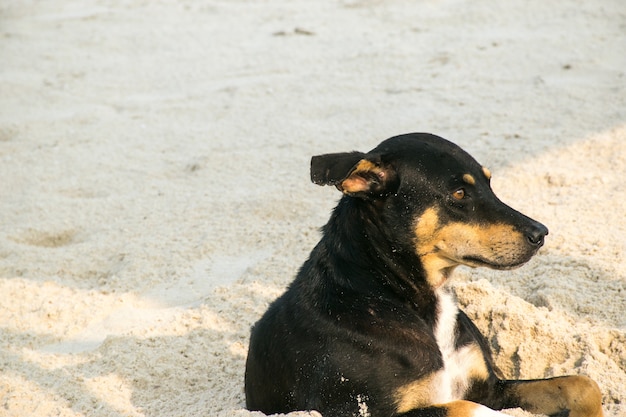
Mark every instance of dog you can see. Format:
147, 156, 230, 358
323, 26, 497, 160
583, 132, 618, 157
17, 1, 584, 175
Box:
245, 133, 604, 417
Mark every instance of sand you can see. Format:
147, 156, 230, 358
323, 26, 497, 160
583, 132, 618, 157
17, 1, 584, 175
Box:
0, 0, 624, 416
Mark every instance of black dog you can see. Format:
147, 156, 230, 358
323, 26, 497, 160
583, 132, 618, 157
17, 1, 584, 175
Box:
245, 133, 603, 417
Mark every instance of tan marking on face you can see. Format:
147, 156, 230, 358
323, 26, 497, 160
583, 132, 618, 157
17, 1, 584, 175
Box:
414, 207, 440, 242
433, 222, 526, 267
414, 208, 453, 287
462, 173, 475, 185
414, 208, 452, 287
419, 253, 458, 288
482, 166, 491, 180
340, 159, 383, 194
415, 209, 530, 287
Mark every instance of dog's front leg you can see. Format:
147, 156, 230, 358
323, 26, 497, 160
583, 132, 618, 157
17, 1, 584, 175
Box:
397, 400, 511, 417
497, 375, 604, 417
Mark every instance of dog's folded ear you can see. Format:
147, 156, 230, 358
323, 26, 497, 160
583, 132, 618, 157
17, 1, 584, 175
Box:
310, 152, 366, 186
311, 152, 396, 198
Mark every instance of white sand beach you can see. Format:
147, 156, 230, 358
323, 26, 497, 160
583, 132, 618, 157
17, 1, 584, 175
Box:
0, 0, 624, 416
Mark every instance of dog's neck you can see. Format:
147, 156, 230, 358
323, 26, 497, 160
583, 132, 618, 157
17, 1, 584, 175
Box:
315, 197, 439, 309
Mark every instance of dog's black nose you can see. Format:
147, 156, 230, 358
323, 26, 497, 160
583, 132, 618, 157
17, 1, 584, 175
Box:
526, 223, 549, 247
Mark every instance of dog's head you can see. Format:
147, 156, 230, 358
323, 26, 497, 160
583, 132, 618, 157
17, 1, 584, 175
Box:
311, 133, 548, 288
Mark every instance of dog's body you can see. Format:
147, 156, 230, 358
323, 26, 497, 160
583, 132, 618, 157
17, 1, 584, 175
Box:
245, 134, 603, 417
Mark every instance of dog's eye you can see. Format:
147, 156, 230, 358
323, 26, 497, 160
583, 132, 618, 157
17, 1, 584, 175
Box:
452, 189, 465, 200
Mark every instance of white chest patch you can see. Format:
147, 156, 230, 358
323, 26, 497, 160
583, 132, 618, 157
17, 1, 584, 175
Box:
431, 288, 486, 402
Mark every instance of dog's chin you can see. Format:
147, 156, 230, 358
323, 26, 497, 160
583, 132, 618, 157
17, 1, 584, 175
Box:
459, 254, 534, 270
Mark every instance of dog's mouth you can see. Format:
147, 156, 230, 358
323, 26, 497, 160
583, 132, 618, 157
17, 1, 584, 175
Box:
460, 254, 533, 270
433, 242, 538, 271
415, 212, 546, 285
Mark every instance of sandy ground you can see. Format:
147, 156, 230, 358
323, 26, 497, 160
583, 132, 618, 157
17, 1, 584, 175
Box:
1, 0, 625, 416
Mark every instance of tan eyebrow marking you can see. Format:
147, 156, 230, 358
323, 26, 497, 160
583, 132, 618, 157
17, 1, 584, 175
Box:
462, 173, 475, 185
482, 166, 492, 180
